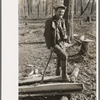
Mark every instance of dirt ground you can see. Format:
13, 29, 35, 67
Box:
19, 19, 96, 100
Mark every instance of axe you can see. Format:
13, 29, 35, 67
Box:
41, 50, 53, 84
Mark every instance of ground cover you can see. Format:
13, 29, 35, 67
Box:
19, 20, 96, 100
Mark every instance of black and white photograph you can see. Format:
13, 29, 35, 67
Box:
18, 0, 97, 100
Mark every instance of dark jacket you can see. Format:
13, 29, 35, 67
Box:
44, 15, 67, 49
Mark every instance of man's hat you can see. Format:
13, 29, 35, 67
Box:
53, 4, 66, 11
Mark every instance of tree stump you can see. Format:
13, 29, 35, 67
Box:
87, 16, 91, 22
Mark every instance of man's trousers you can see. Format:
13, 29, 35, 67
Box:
53, 44, 69, 81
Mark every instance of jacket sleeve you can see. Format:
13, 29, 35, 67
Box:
44, 19, 52, 49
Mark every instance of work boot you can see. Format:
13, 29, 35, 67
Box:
62, 74, 70, 82
56, 67, 60, 76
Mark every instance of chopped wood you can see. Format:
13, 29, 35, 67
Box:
19, 76, 63, 86
19, 83, 83, 97
70, 67, 79, 82
19, 91, 78, 98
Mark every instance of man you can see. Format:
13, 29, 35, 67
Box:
44, 4, 70, 81
44, 4, 93, 82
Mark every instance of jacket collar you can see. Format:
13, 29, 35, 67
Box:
52, 15, 65, 22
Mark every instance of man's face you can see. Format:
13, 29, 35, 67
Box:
55, 8, 65, 19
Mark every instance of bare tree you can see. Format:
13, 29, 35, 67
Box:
74, 0, 77, 15
43, 0, 45, 11
45, 0, 48, 16
37, 0, 40, 17
27, 0, 32, 16
80, 0, 83, 15
52, 0, 54, 16
80, 0, 91, 16
90, 0, 94, 15
64, 0, 74, 43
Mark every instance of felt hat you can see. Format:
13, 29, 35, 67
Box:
53, 4, 66, 11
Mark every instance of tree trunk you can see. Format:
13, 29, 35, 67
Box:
37, 0, 40, 17
74, 0, 77, 15
52, 0, 53, 16
43, 0, 45, 11
90, 0, 94, 15
45, 0, 48, 16
80, 0, 91, 16
27, 0, 32, 16
80, 0, 83, 15
24, 0, 28, 17
64, 0, 74, 43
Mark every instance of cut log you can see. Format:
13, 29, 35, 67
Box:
19, 76, 64, 86
19, 83, 83, 97
19, 93, 70, 98
60, 96, 69, 100
70, 67, 79, 82
19, 95, 70, 100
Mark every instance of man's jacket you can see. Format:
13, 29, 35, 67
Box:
44, 15, 68, 49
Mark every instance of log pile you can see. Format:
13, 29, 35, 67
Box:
19, 67, 83, 100
19, 83, 83, 97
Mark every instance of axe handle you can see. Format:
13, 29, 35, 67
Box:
41, 50, 53, 83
